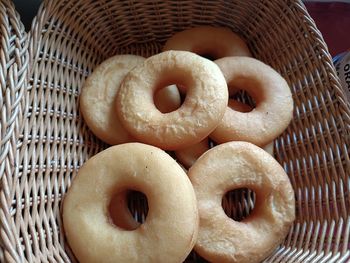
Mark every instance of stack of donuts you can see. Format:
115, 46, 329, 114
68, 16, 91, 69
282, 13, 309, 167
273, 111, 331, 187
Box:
63, 27, 296, 263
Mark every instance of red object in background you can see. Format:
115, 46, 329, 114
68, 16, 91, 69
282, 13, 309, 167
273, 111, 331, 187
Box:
305, 2, 350, 56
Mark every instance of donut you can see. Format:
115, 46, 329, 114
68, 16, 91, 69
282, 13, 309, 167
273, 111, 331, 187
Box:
188, 141, 295, 263
228, 100, 274, 155
63, 143, 199, 263
163, 26, 251, 59
175, 100, 274, 168
175, 137, 274, 169
116, 50, 228, 150
80, 55, 181, 145
80, 55, 142, 145
210, 57, 293, 147
175, 138, 209, 169
228, 101, 274, 155
264, 141, 274, 156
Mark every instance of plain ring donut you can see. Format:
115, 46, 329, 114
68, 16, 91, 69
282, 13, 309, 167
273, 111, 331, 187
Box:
80, 55, 144, 145
227, 100, 274, 155
175, 137, 210, 169
116, 50, 228, 150
80, 55, 181, 145
188, 141, 295, 263
63, 143, 199, 263
210, 57, 294, 147
175, 101, 274, 169
163, 26, 251, 59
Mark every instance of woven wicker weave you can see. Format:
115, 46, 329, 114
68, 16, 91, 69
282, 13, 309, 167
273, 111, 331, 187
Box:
0, 0, 29, 261
0, 0, 349, 262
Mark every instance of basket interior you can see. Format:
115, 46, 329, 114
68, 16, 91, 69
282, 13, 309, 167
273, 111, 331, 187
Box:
1, 0, 349, 262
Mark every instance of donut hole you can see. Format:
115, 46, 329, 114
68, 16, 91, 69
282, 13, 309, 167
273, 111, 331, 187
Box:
152, 65, 200, 115
229, 89, 256, 112
108, 190, 149, 230
154, 84, 184, 113
222, 188, 256, 221
127, 190, 149, 224
229, 75, 268, 110
208, 138, 217, 148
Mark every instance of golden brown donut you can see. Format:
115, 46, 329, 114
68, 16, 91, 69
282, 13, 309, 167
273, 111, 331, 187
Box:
63, 143, 199, 263
80, 55, 181, 145
163, 26, 251, 59
210, 57, 293, 147
116, 51, 228, 150
188, 141, 295, 263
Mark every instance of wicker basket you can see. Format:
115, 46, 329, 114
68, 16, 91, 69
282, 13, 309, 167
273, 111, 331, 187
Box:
0, 0, 349, 262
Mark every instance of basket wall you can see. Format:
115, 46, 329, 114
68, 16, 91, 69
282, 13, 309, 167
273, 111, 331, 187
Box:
0, 0, 29, 261
0, 0, 349, 262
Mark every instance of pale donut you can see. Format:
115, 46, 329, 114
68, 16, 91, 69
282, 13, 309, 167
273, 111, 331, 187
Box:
63, 143, 198, 263
210, 57, 293, 147
264, 141, 274, 156
116, 51, 228, 150
80, 55, 143, 145
188, 141, 295, 263
175, 138, 273, 170
174, 100, 250, 169
80, 55, 181, 145
163, 26, 251, 59
175, 138, 210, 169
228, 101, 274, 155
175, 101, 273, 168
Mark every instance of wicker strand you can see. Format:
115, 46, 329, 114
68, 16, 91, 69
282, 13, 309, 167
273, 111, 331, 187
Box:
0, 0, 29, 262
0, 0, 349, 262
